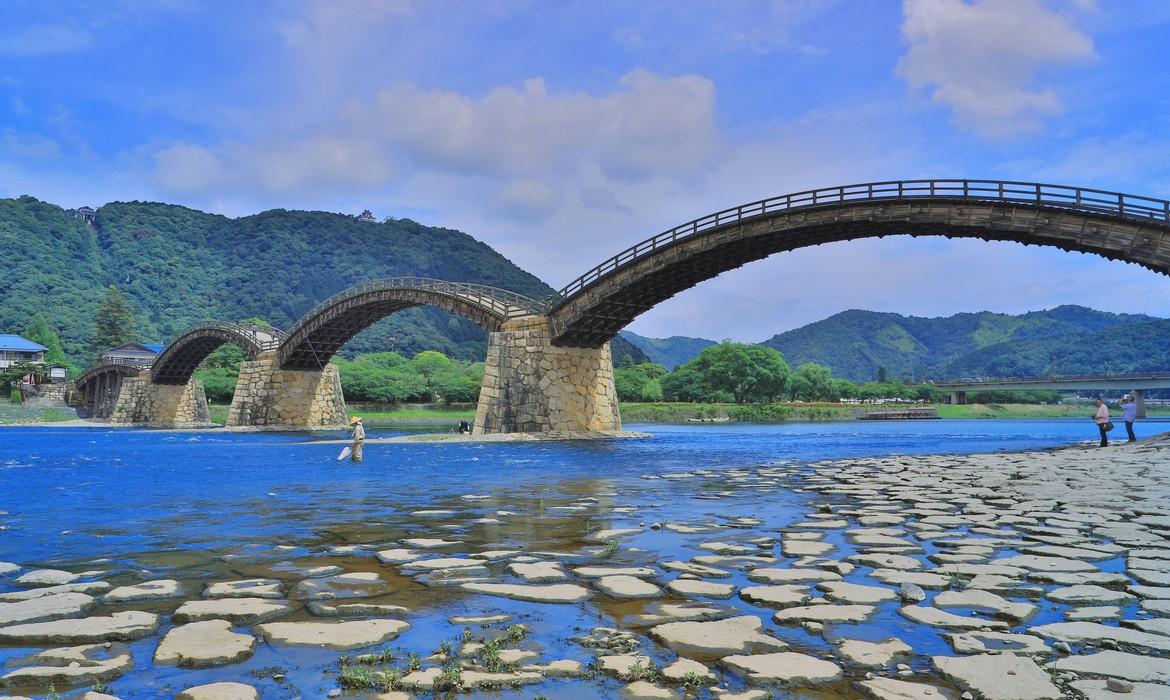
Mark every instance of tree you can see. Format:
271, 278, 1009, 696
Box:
614, 362, 668, 402
877, 366, 888, 383
683, 342, 791, 403
23, 313, 67, 365
90, 285, 136, 356
791, 363, 833, 402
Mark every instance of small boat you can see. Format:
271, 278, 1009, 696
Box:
688, 416, 731, 423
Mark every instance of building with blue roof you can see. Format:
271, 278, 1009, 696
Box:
0, 334, 47, 369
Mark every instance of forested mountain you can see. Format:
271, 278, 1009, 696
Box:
0, 196, 554, 363
761, 306, 1160, 381
944, 319, 1170, 377
619, 331, 715, 369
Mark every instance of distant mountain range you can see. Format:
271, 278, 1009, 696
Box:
623, 306, 1170, 381
618, 331, 715, 369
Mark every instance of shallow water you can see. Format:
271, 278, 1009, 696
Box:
0, 419, 1162, 698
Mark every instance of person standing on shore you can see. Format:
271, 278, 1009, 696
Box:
1122, 395, 1138, 442
1093, 398, 1110, 447
349, 416, 365, 462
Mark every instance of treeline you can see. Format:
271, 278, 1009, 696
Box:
614, 341, 1061, 405
196, 348, 483, 404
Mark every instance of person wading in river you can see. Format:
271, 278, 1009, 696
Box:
349, 416, 366, 462
1093, 398, 1111, 447
1122, 394, 1138, 442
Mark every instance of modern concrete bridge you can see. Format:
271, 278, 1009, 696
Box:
935, 373, 1170, 417
74, 179, 1170, 432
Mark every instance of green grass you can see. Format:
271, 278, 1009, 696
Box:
208, 404, 230, 425
622, 401, 1170, 422
0, 404, 78, 425
936, 403, 1170, 419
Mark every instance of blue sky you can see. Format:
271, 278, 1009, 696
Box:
3, 0, 1169, 340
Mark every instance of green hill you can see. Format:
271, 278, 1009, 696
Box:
760, 306, 1161, 381
0, 196, 555, 364
619, 331, 715, 369
945, 318, 1170, 377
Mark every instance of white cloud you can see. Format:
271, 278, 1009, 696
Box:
360, 70, 719, 180
897, 0, 1095, 136
0, 24, 94, 57
150, 69, 719, 218
153, 136, 391, 196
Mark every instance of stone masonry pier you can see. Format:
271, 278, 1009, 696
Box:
110, 376, 210, 427
474, 316, 621, 434
226, 351, 347, 428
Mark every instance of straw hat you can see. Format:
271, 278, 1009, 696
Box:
349, 416, 361, 425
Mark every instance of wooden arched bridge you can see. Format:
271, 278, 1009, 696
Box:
77, 179, 1170, 431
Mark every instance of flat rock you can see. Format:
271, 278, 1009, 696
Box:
461, 582, 591, 603
622, 681, 675, 699
649, 615, 787, 657
739, 585, 810, 609
899, 606, 1008, 630
520, 659, 585, 677
102, 579, 183, 603
933, 654, 1061, 700
375, 548, 422, 564
269, 561, 343, 578
0, 611, 159, 643
993, 555, 1098, 572
1069, 679, 1170, 699
203, 579, 283, 599
857, 677, 959, 700
660, 657, 715, 683
0, 581, 111, 602
946, 631, 1050, 655
835, 638, 912, 667
1028, 621, 1170, 653
14, 569, 80, 587
508, 561, 566, 582
587, 528, 640, 541
746, 568, 840, 584
293, 572, 386, 600
595, 653, 654, 678
720, 651, 843, 685
307, 601, 409, 618
1066, 605, 1121, 621
819, 581, 898, 604
449, 613, 511, 625
174, 598, 293, 624
596, 575, 664, 599
1047, 649, 1170, 683
0, 562, 19, 576
782, 540, 835, 556
572, 566, 657, 579
256, 619, 410, 649
667, 579, 734, 599
870, 569, 951, 589
0, 592, 95, 627
175, 682, 259, 700
0, 643, 133, 686
400, 557, 486, 573
933, 589, 1036, 622
154, 620, 256, 668
662, 561, 732, 578
1046, 584, 1135, 606
773, 604, 876, 624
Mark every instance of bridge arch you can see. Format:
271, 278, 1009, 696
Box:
277, 277, 546, 370
151, 322, 285, 385
74, 363, 146, 418
549, 179, 1170, 347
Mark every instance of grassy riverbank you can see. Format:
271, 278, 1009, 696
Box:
196, 400, 1170, 428
0, 404, 79, 424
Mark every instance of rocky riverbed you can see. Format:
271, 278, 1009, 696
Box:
2, 435, 1169, 699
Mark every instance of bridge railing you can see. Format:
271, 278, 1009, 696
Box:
295, 277, 548, 323
557, 178, 1170, 300
167, 321, 287, 352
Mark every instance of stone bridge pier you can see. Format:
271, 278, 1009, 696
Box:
110, 376, 210, 427
474, 316, 621, 434
226, 351, 347, 428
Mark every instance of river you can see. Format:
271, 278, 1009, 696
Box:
0, 419, 1165, 698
